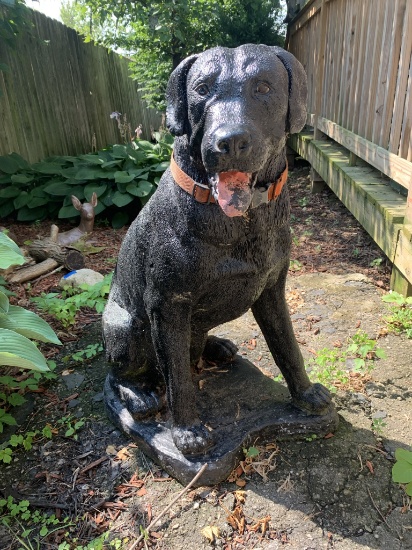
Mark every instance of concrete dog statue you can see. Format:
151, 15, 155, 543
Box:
103, 44, 332, 457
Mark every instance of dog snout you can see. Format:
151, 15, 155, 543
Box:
214, 126, 252, 158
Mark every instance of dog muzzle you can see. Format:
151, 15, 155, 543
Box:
170, 154, 288, 217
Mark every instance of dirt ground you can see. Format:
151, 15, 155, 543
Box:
1, 164, 411, 549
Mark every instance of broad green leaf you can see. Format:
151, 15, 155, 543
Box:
0, 305, 61, 344
151, 161, 170, 172
0, 186, 20, 198
111, 191, 134, 207
0, 233, 24, 269
0, 201, 14, 218
14, 191, 30, 209
406, 481, 412, 496
79, 154, 104, 164
395, 448, 412, 464
114, 171, 135, 184
112, 144, 127, 158
75, 167, 98, 180
11, 174, 34, 184
0, 329, 50, 372
127, 180, 154, 197
27, 196, 50, 208
0, 155, 19, 174
98, 150, 114, 162
43, 181, 74, 195
84, 182, 107, 199
111, 211, 129, 229
32, 162, 64, 174
101, 160, 121, 169
382, 292, 405, 304
58, 204, 80, 218
8, 393, 26, 406
0, 291, 9, 314
9, 152, 30, 170
17, 206, 47, 222
392, 460, 412, 484
375, 348, 387, 359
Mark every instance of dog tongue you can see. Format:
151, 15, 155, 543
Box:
216, 171, 252, 217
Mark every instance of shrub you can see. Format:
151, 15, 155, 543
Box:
0, 132, 173, 227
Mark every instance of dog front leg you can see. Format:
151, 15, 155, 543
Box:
252, 268, 331, 414
147, 292, 214, 456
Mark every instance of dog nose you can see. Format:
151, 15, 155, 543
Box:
215, 126, 252, 157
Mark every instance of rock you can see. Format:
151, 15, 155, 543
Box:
372, 410, 387, 419
61, 372, 85, 390
59, 268, 104, 289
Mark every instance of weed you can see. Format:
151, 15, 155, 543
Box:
243, 446, 260, 458
371, 417, 387, 435
352, 248, 360, 257
298, 196, 308, 207
306, 331, 385, 392
392, 448, 412, 497
382, 291, 412, 338
57, 415, 85, 440
305, 434, 317, 442
70, 343, 104, 363
289, 259, 303, 271
370, 257, 383, 268
32, 273, 112, 328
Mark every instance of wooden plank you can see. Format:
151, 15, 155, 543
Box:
399, 56, 412, 162
314, 0, 328, 139
371, 2, 396, 145
392, 229, 412, 294
338, 0, 354, 127
389, 0, 412, 155
317, 116, 412, 190
379, 0, 406, 149
365, 0, 387, 141
289, 0, 322, 37
349, 1, 368, 133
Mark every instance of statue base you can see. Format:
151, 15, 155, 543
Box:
104, 357, 339, 487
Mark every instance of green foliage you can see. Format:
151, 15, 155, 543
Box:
57, 415, 85, 440
371, 417, 387, 436
32, 273, 112, 328
70, 342, 103, 363
392, 448, 412, 497
244, 446, 259, 458
304, 331, 386, 392
382, 291, 412, 338
0, 135, 173, 226
60, 0, 285, 111
0, 361, 57, 435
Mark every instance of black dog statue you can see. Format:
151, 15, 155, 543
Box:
103, 44, 334, 462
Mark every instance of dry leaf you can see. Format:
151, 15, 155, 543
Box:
235, 479, 247, 487
201, 525, 220, 542
137, 487, 147, 497
199, 379, 205, 390
366, 460, 374, 474
116, 447, 131, 461
234, 490, 246, 503
106, 445, 117, 455
324, 433, 334, 439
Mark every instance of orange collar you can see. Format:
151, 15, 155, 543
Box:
170, 154, 288, 207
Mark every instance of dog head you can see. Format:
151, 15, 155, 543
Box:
166, 45, 307, 216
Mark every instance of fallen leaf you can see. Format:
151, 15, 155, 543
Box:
201, 525, 220, 542
234, 490, 246, 503
324, 433, 334, 439
235, 479, 247, 487
106, 445, 117, 455
137, 487, 147, 497
356, 320, 361, 328
199, 379, 205, 390
116, 447, 130, 461
366, 460, 374, 474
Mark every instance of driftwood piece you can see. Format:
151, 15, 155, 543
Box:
9, 258, 59, 284
8, 239, 85, 284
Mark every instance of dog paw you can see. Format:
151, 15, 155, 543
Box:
172, 424, 214, 456
292, 383, 332, 415
203, 335, 238, 362
115, 381, 162, 419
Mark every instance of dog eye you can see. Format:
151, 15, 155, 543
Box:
256, 82, 270, 94
195, 84, 209, 96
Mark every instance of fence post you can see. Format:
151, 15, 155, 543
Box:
313, 0, 328, 140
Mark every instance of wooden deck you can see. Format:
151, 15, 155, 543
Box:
287, 0, 412, 295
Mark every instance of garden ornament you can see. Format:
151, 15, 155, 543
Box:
57, 193, 98, 246
103, 44, 338, 485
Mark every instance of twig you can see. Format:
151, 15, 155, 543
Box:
366, 487, 401, 539
128, 463, 208, 550
32, 264, 64, 286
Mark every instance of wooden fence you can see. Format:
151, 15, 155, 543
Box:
0, 8, 162, 163
287, 0, 412, 295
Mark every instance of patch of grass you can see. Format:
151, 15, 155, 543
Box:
274, 331, 386, 392
382, 291, 412, 338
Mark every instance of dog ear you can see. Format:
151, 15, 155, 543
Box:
166, 54, 199, 136
273, 48, 307, 134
